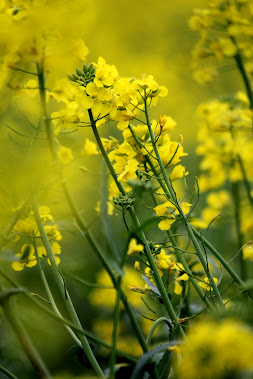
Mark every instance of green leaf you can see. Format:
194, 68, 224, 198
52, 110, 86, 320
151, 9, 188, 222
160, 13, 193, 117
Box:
157, 349, 172, 378
130, 342, 179, 379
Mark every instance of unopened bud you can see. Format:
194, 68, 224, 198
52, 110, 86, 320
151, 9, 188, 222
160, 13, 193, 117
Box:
76, 67, 83, 76
179, 134, 183, 144
80, 166, 88, 173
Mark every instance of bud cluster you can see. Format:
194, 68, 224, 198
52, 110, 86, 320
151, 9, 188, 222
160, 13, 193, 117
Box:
113, 192, 136, 210
68, 63, 96, 87
148, 241, 162, 255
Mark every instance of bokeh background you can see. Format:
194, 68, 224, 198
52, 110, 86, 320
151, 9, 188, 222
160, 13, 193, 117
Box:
0, 1, 247, 378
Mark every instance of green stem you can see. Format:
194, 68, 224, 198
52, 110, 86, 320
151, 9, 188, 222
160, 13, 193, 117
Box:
36, 62, 149, 356
143, 91, 224, 309
0, 294, 50, 378
0, 365, 18, 379
0, 200, 29, 248
129, 125, 215, 311
109, 280, 121, 379
192, 227, 250, 289
231, 181, 246, 280
32, 197, 105, 378
33, 239, 81, 346
232, 38, 253, 110
88, 109, 186, 338
0, 272, 137, 364
145, 317, 170, 347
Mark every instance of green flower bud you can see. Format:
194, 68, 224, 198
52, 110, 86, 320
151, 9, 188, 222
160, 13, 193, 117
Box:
76, 67, 83, 76
87, 63, 93, 71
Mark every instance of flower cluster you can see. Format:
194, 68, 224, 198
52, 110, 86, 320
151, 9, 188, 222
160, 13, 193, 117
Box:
12, 205, 62, 270
177, 318, 253, 379
189, 0, 253, 84
192, 96, 253, 246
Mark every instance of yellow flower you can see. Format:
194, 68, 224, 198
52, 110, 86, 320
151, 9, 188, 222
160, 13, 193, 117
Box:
12, 244, 37, 271
199, 277, 218, 291
127, 238, 144, 256
37, 242, 61, 265
242, 243, 253, 261
57, 146, 73, 164
170, 165, 188, 181
82, 138, 99, 156
177, 319, 253, 379
158, 216, 176, 231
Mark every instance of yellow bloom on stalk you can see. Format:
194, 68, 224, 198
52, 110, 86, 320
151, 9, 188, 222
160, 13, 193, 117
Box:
12, 244, 37, 271
127, 238, 144, 256
154, 201, 176, 217
177, 319, 253, 379
158, 216, 176, 231
57, 146, 73, 164
199, 277, 218, 291
82, 138, 99, 156
170, 165, 188, 181
93, 57, 119, 88
37, 242, 61, 265
14, 217, 37, 236
242, 242, 253, 261
117, 159, 139, 183
174, 273, 189, 295
158, 115, 176, 133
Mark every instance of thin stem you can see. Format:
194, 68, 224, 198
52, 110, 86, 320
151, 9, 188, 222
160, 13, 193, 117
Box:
143, 90, 224, 309
145, 317, 170, 347
231, 181, 246, 280
36, 61, 149, 356
0, 271, 137, 364
109, 280, 121, 379
32, 197, 105, 378
0, 364, 18, 379
129, 125, 215, 310
0, 292, 50, 379
33, 239, 81, 346
232, 37, 253, 110
88, 109, 186, 338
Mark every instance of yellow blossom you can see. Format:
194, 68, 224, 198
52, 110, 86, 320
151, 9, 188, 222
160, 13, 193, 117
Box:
127, 238, 144, 256
82, 138, 99, 156
57, 146, 73, 164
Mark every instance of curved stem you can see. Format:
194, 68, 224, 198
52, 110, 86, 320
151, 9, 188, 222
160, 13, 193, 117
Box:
143, 91, 224, 309
146, 317, 170, 347
0, 271, 137, 364
88, 109, 186, 338
129, 125, 215, 311
0, 295, 50, 378
33, 239, 81, 346
0, 364, 18, 379
32, 197, 105, 378
36, 62, 149, 356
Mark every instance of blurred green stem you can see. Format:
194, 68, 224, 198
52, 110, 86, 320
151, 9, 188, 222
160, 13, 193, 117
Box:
0, 364, 18, 379
0, 283, 50, 378
0, 272, 137, 364
32, 197, 105, 378
109, 279, 121, 379
33, 238, 82, 346
231, 181, 247, 280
